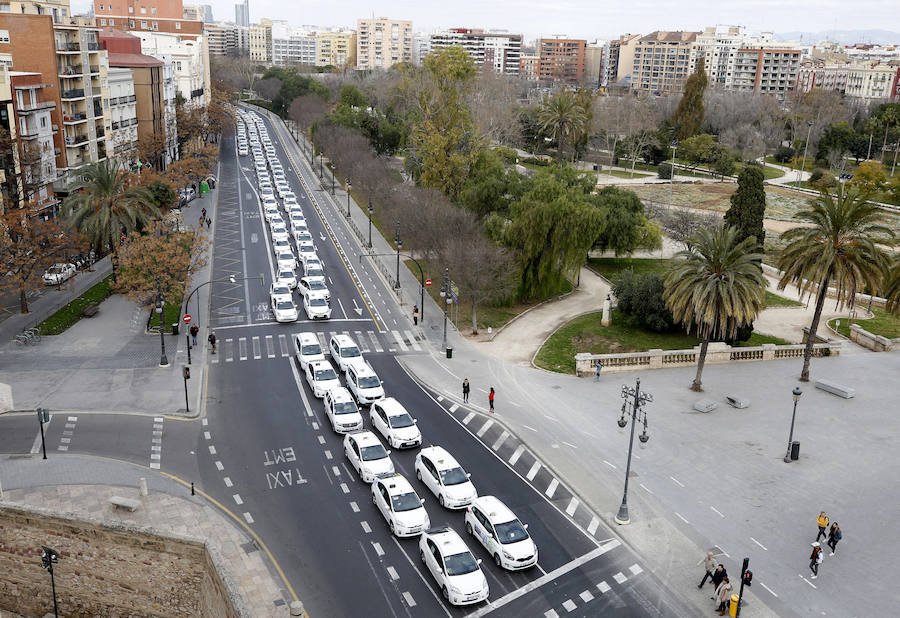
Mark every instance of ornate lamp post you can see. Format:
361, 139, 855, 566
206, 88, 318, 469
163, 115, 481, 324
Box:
367, 200, 374, 249
346, 177, 351, 217
783, 387, 802, 463
393, 221, 402, 289
615, 378, 652, 525
156, 276, 169, 367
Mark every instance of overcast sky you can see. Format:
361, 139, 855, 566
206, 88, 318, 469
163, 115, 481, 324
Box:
71, 0, 898, 42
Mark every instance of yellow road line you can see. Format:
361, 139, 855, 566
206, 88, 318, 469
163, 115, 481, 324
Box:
159, 471, 306, 613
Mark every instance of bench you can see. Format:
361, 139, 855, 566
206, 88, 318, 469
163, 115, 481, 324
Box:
82, 303, 99, 317
693, 399, 718, 413
108, 495, 141, 511
725, 395, 750, 409
815, 379, 855, 399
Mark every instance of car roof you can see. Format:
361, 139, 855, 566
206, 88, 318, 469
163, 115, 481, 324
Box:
377, 397, 407, 416
350, 430, 382, 447
328, 386, 354, 403
419, 446, 460, 471
330, 333, 356, 348
296, 332, 319, 345
310, 359, 334, 372
375, 472, 415, 496
350, 362, 377, 377
472, 496, 516, 523
424, 526, 468, 554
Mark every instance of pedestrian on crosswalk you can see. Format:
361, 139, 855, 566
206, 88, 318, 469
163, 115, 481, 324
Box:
462, 378, 470, 403
489, 387, 495, 413
413, 304, 419, 326
208, 330, 217, 354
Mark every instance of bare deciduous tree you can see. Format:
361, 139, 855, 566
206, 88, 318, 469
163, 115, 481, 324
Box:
465, 68, 525, 147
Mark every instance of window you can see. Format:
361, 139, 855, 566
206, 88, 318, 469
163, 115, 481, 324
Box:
129, 20, 134, 28
99, 4, 103, 9
109, 19, 114, 25
151, 22, 157, 30
0, 29, 8, 43
140, 7, 146, 14
151, 7, 156, 14
175, 22, 181, 30
140, 21, 147, 29
39, 116, 46, 128
128, 6, 133, 13
100, 19, 106, 25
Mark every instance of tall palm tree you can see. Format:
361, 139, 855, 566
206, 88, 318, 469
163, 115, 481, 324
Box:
538, 90, 588, 164
885, 256, 900, 314
664, 226, 766, 391
777, 189, 894, 381
64, 159, 158, 282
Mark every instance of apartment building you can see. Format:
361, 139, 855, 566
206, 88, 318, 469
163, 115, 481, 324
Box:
269, 22, 313, 66
356, 17, 412, 70
429, 28, 522, 75
584, 41, 607, 87
0, 65, 24, 213
694, 25, 745, 85
0, 11, 111, 198
248, 19, 271, 63
605, 33, 640, 87
725, 45, 801, 99
234, 0, 249, 28
630, 30, 699, 94
538, 37, 586, 84
518, 54, 539, 81
93, 0, 203, 42
106, 66, 137, 164
9, 71, 59, 210
316, 31, 356, 68
845, 61, 900, 101
135, 30, 209, 106
412, 31, 431, 65
204, 22, 248, 56
796, 61, 850, 94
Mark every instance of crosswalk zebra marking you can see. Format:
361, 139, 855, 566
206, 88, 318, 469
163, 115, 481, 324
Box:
265, 335, 275, 358
356, 331, 370, 353
404, 330, 422, 351
239, 337, 247, 361
225, 338, 234, 362
316, 332, 328, 352
252, 336, 261, 359
279, 334, 290, 357
368, 331, 383, 352
392, 330, 408, 351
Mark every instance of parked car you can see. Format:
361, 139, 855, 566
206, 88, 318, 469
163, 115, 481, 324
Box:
42, 263, 76, 285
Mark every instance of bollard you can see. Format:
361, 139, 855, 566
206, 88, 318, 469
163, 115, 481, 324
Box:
0, 477, 3, 500
139, 477, 148, 497
191, 482, 195, 496
289, 601, 305, 616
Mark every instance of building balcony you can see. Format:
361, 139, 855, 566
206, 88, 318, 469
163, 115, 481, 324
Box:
65, 134, 90, 147
96, 128, 105, 138
112, 121, 120, 130
89, 65, 100, 74
17, 100, 57, 114
59, 67, 84, 77
61, 89, 85, 100
63, 113, 88, 123
56, 42, 81, 53
85, 42, 101, 51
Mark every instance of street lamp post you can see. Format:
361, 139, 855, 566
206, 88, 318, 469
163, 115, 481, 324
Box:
839, 173, 853, 199
331, 166, 335, 195
41, 545, 60, 618
783, 387, 802, 463
668, 140, 678, 210
318, 152, 323, 178
615, 378, 652, 525
346, 177, 351, 217
367, 200, 374, 249
440, 268, 450, 351
393, 221, 402, 289
799, 121, 814, 183
156, 276, 169, 367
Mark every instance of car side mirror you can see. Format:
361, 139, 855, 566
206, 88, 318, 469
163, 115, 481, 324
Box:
476, 559, 483, 565
413, 419, 418, 424
420, 498, 425, 505
524, 524, 529, 529
386, 450, 391, 455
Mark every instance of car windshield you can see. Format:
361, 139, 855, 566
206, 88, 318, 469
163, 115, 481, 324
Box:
314, 368, 337, 381
309, 297, 327, 307
360, 444, 388, 461
279, 272, 294, 280
276, 301, 294, 310
333, 400, 359, 415
342, 346, 361, 358
494, 519, 530, 544
272, 286, 290, 295
308, 280, 326, 291
47, 266, 64, 274
300, 245, 314, 253
359, 375, 381, 389
444, 551, 479, 576
307, 268, 324, 277
391, 491, 421, 512
273, 227, 286, 234
301, 344, 321, 355
389, 413, 415, 428
438, 466, 469, 486
279, 254, 293, 262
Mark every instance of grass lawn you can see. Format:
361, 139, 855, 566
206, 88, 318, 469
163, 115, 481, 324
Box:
36, 275, 115, 336
743, 332, 791, 346
587, 257, 668, 280
597, 169, 652, 179
764, 291, 803, 307
148, 301, 182, 331
828, 306, 900, 339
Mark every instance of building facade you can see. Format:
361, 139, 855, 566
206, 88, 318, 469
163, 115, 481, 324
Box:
796, 61, 849, 95
234, 0, 249, 28
725, 45, 801, 99
429, 28, 521, 75
845, 61, 900, 101
269, 22, 312, 66
316, 31, 356, 68
135, 30, 209, 106
8, 70, 57, 213
538, 37, 586, 84
518, 54, 538, 80
94, 0, 204, 42
248, 20, 271, 63
605, 33, 640, 87
630, 30, 699, 94
583, 40, 607, 87
694, 25, 745, 86
106, 66, 137, 164
356, 17, 412, 70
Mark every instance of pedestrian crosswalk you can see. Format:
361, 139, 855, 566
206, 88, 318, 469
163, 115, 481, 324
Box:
211, 329, 425, 363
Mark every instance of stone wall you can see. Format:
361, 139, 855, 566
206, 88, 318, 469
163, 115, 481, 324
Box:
849, 324, 896, 352
0, 504, 239, 617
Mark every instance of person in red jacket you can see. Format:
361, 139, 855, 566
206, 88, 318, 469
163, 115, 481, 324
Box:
489, 387, 495, 413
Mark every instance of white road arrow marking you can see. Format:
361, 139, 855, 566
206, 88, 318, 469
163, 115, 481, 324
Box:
352, 298, 363, 316
320, 232, 326, 242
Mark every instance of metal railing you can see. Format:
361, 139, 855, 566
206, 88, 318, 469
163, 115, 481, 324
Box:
61, 89, 85, 99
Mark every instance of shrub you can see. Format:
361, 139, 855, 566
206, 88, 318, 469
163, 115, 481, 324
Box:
657, 163, 673, 179
810, 170, 836, 190
521, 156, 551, 167
809, 168, 824, 183
493, 146, 518, 164
773, 146, 795, 163
611, 271, 675, 333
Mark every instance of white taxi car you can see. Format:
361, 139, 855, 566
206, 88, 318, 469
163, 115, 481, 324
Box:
346, 362, 385, 406
269, 283, 293, 305
415, 446, 477, 509
270, 224, 290, 244
371, 398, 421, 449
295, 332, 325, 370
298, 276, 329, 301
297, 243, 317, 262
263, 201, 279, 222
329, 334, 364, 372
277, 269, 297, 289
371, 472, 430, 537
304, 359, 340, 398
276, 251, 297, 273
344, 431, 394, 482
272, 238, 292, 256
464, 496, 538, 570
271, 298, 298, 323
42, 263, 76, 285
419, 526, 489, 606
325, 387, 364, 434
302, 291, 331, 320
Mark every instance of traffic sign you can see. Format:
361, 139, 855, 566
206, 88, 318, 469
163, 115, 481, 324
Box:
182, 314, 192, 324
425, 279, 432, 286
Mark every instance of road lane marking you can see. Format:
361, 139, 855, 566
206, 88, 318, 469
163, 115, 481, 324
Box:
252, 336, 261, 359
402, 592, 416, 608
404, 330, 421, 351
751, 537, 768, 551
437, 395, 444, 402
562, 599, 576, 611
760, 582, 778, 597
215, 461, 224, 471
238, 337, 247, 360
670, 476, 685, 487
562, 441, 578, 449
545, 479, 559, 498
201, 418, 208, 426
509, 445, 525, 466
629, 564, 643, 575
204, 431, 211, 440
603, 460, 617, 469
597, 581, 611, 593
265, 335, 275, 358
587, 516, 600, 535
526, 462, 541, 481
675, 512, 689, 524
324, 449, 332, 460
361, 521, 371, 533
387, 566, 399, 580
492, 430, 510, 451
372, 541, 383, 556
243, 512, 254, 524
565, 497, 579, 516
477, 419, 494, 437
710, 506, 725, 518
232, 494, 243, 505
462, 412, 475, 425
799, 574, 817, 589
544, 611, 559, 618
208, 445, 216, 454
224, 477, 233, 487
350, 501, 359, 513
449, 403, 459, 413
613, 572, 627, 584
392, 330, 408, 351
331, 465, 341, 477
340, 483, 349, 494
639, 483, 653, 494
522, 424, 537, 432
579, 590, 594, 602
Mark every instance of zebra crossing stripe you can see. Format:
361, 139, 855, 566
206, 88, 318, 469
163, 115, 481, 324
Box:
239, 337, 247, 361
279, 334, 289, 357
316, 332, 328, 352
368, 331, 383, 352
355, 331, 370, 353
225, 338, 234, 362
252, 336, 261, 359
404, 330, 422, 351
392, 330, 408, 351
265, 335, 275, 358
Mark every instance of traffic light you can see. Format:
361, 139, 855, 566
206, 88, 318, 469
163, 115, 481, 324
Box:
183, 366, 191, 380
743, 569, 753, 586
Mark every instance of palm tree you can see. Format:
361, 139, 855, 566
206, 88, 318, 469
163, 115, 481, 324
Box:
664, 226, 766, 391
885, 256, 900, 314
777, 188, 894, 381
64, 159, 158, 282
537, 90, 588, 164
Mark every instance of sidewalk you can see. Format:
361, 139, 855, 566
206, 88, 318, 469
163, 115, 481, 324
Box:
0, 453, 286, 615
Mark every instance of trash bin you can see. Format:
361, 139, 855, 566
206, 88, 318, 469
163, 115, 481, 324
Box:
729, 594, 740, 616
171, 323, 179, 336
790, 440, 800, 460
446, 346, 453, 359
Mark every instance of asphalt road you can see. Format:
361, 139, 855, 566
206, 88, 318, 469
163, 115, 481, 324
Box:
0, 110, 694, 617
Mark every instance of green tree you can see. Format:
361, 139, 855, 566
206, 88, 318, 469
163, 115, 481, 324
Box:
147, 180, 176, 210
339, 83, 368, 108
724, 165, 766, 249
612, 271, 674, 332
777, 189, 894, 381
591, 186, 661, 256
849, 160, 887, 194
679, 133, 717, 169
664, 226, 766, 391
458, 149, 519, 217
814, 122, 853, 164
669, 57, 708, 140
63, 160, 158, 282
712, 150, 736, 178
537, 90, 588, 163
884, 256, 900, 314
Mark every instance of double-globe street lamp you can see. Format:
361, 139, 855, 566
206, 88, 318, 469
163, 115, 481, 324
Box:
41, 545, 60, 617
346, 177, 352, 218
783, 387, 803, 463
798, 121, 814, 183
367, 199, 374, 249
394, 221, 402, 289
439, 267, 452, 351
614, 378, 652, 525
155, 276, 169, 367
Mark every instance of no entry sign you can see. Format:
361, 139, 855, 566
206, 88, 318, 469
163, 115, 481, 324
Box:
425, 279, 432, 286
182, 314, 192, 324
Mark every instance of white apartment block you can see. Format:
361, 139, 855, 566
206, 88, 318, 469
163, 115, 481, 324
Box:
429, 28, 521, 75
269, 22, 315, 66
584, 41, 607, 87
136, 31, 210, 107
796, 62, 850, 94
162, 62, 178, 163
631, 31, 699, 94
694, 25, 745, 85
204, 23, 248, 56
412, 31, 431, 65
106, 66, 138, 165
356, 17, 412, 70
845, 62, 900, 100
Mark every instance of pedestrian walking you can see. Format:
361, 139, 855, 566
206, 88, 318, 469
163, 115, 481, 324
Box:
189, 324, 199, 346
488, 387, 495, 413
413, 304, 419, 326
206, 217, 212, 229
816, 511, 829, 542
827, 523, 842, 556
198, 214, 205, 227
710, 564, 727, 597
201, 207, 207, 219
715, 577, 733, 615
809, 542, 823, 579
697, 552, 718, 589
462, 378, 470, 403
595, 361, 602, 381
208, 330, 217, 354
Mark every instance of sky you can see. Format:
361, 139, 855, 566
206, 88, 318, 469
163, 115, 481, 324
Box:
70, 0, 899, 42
